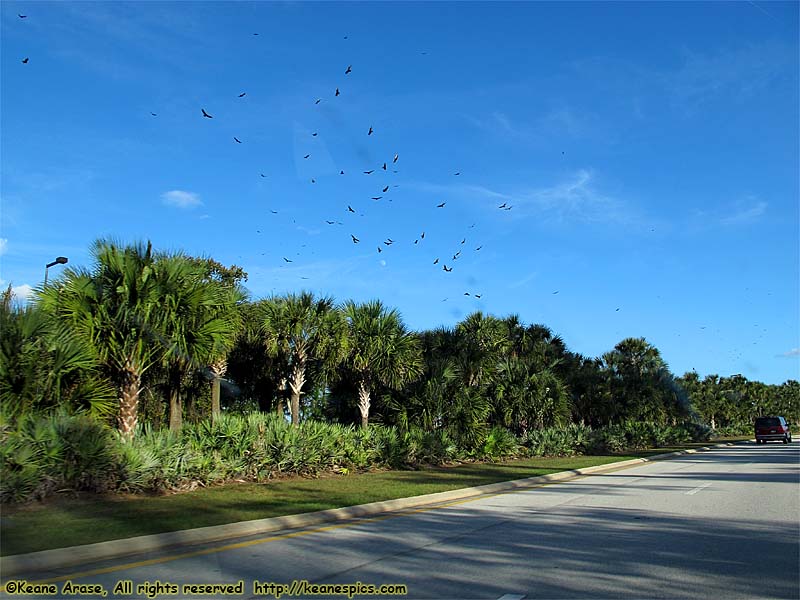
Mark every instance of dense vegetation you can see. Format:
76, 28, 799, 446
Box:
1, 239, 797, 503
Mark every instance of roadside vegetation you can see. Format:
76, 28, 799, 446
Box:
2, 239, 797, 510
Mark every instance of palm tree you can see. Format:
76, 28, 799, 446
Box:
261, 292, 345, 425
157, 255, 243, 430
188, 256, 248, 422
454, 312, 507, 388
342, 300, 422, 428
1, 286, 114, 419
602, 337, 682, 423
37, 239, 170, 440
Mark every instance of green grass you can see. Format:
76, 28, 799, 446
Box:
0, 441, 733, 557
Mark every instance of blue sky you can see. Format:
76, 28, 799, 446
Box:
1, 1, 798, 384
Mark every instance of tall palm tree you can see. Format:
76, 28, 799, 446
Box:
454, 312, 507, 388
157, 255, 243, 430
342, 300, 423, 428
261, 292, 345, 425
37, 239, 170, 440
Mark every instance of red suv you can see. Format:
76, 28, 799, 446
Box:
754, 416, 792, 444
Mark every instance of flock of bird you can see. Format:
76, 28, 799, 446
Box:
188, 31, 503, 300
18, 11, 571, 307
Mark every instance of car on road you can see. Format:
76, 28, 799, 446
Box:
754, 416, 792, 444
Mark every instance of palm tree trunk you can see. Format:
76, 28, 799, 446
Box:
169, 386, 182, 431
118, 370, 141, 441
357, 381, 371, 428
210, 358, 227, 423
211, 377, 221, 422
276, 376, 287, 417
288, 362, 306, 426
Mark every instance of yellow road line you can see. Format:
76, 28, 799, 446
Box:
2, 480, 564, 588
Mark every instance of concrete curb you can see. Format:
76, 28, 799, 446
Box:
0, 441, 739, 577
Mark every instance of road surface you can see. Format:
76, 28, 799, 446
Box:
3, 442, 799, 599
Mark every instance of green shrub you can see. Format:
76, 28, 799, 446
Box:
480, 427, 520, 460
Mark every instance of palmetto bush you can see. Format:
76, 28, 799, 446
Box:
1, 412, 118, 502
523, 425, 589, 457
480, 426, 521, 460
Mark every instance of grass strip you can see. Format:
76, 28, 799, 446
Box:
0, 440, 742, 556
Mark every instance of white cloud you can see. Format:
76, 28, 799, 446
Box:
778, 348, 800, 358
0, 238, 7, 256
162, 190, 202, 209
720, 200, 767, 226
11, 284, 34, 302
540, 107, 585, 137
514, 169, 636, 225
668, 42, 790, 108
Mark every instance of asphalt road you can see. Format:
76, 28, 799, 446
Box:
4, 441, 799, 599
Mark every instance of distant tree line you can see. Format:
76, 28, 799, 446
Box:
2, 239, 797, 444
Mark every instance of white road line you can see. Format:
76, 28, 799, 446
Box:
497, 595, 526, 600
685, 482, 712, 495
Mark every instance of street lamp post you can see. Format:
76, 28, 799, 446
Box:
44, 256, 68, 286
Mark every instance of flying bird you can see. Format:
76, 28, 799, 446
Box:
312, 132, 318, 137
234, 137, 242, 143
347, 205, 356, 213
377, 246, 382, 253
371, 196, 382, 200
335, 88, 340, 96
283, 257, 292, 262
22, 57, 29, 64
345, 65, 352, 74
616, 308, 621, 312
498, 203, 507, 209
340, 170, 345, 175
364, 170, 374, 174
475, 294, 482, 299
19, 14, 27, 18
436, 202, 446, 208
393, 154, 399, 163
382, 186, 389, 193
464, 292, 470, 296
421, 232, 425, 239
315, 99, 321, 104
504, 206, 513, 210
475, 245, 482, 251
443, 265, 453, 272
326, 220, 336, 224
351, 234, 360, 243
433, 258, 439, 265
238, 92, 246, 98
311, 179, 316, 183
414, 239, 419, 245
304, 154, 310, 159
260, 173, 267, 177
270, 210, 278, 214
382, 163, 387, 170
368, 126, 373, 135
460, 238, 465, 244
552, 291, 559, 295
201, 108, 213, 118
454, 172, 460, 176
150, 112, 157, 116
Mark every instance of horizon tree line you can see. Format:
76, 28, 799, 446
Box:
1, 238, 797, 442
